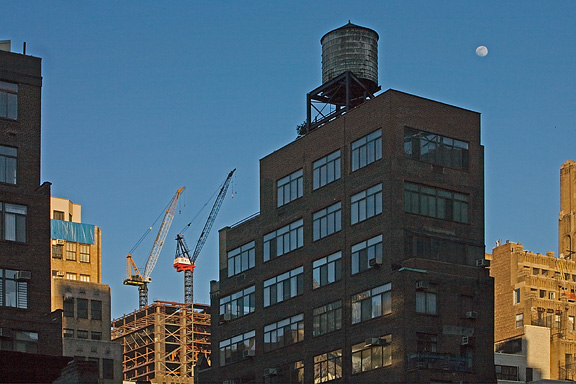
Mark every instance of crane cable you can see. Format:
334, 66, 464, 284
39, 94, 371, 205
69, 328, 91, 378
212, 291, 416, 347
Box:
178, 180, 226, 236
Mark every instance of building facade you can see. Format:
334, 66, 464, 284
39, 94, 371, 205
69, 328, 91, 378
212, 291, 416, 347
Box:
50, 197, 122, 383
559, 160, 576, 259
0, 42, 71, 382
204, 87, 495, 383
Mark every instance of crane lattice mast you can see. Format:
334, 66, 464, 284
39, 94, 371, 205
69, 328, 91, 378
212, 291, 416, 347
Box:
174, 169, 235, 304
125, 186, 185, 308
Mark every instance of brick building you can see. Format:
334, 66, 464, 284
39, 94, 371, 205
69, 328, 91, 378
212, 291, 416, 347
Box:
201, 23, 495, 384
0, 42, 70, 381
488, 160, 576, 382
50, 197, 123, 383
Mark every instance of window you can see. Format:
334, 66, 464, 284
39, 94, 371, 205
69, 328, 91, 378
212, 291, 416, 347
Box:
275, 361, 304, 384
0, 81, 18, 120
404, 232, 467, 264
352, 283, 392, 324
103, 358, 114, 380
416, 290, 437, 315
513, 288, 520, 305
77, 330, 88, 339
277, 169, 303, 207
1, 203, 27, 242
417, 333, 437, 352
79, 274, 90, 282
53, 210, 65, 220
539, 289, 546, 298
263, 313, 304, 352
314, 349, 342, 383
63, 297, 74, 317
219, 286, 255, 320
79, 244, 90, 263
227, 241, 255, 277
533, 267, 539, 275
219, 330, 255, 366
312, 202, 341, 241
14, 331, 37, 353
0, 146, 17, 184
495, 365, 519, 381
556, 314, 562, 329
264, 266, 304, 307
91, 300, 102, 320
0, 269, 28, 309
351, 335, 392, 374
569, 316, 575, 332
63, 328, 74, 338
313, 300, 342, 337
516, 313, 524, 328
52, 245, 63, 259
66, 272, 77, 280
351, 184, 382, 224
351, 130, 382, 171
313, 150, 341, 189
313, 252, 342, 288
91, 331, 102, 340
77, 298, 88, 319
404, 182, 469, 223
66, 242, 77, 261
263, 219, 304, 262
404, 127, 469, 170
549, 291, 556, 300
351, 235, 383, 274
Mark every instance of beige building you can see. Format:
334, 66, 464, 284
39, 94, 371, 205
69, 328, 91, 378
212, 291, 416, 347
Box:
50, 197, 122, 383
488, 160, 576, 382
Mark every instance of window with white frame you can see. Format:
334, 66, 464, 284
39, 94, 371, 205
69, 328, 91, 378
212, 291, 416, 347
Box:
227, 241, 255, 277
66, 242, 77, 261
264, 266, 304, 307
313, 150, 341, 189
65, 272, 77, 280
516, 313, 524, 328
263, 313, 304, 352
313, 252, 341, 288
79, 244, 90, 263
351, 335, 392, 374
351, 130, 382, 171
0, 145, 17, 184
219, 330, 255, 366
416, 289, 437, 315
313, 300, 342, 337
404, 182, 469, 223
513, 288, 520, 305
0, 269, 28, 309
351, 235, 383, 274
314, 349, 342, 383
0, 80, 18, 120
79, 274, 90, 282
263, 219, 304, 262
1, 203, 27, 242
351, 283, 392, 324
570, 315, 575, 332
219, 285, 255, 320
313, 202, 341, 241
351, 184, 382, 225
277, 169, 303, 207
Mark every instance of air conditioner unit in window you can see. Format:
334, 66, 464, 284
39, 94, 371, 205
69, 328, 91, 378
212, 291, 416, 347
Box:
243, 350, 255, 358
369, 256, 383, 268
51, 239, 58, 245
416, 280, 429, 290
476, 259, 490, 267
466, 311, 478, 319
15, 271, 31, 281
263, 368, 277, 377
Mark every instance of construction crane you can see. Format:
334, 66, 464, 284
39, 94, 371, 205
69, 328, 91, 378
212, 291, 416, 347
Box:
125, 187, 185, 309
174, 169, 235, 304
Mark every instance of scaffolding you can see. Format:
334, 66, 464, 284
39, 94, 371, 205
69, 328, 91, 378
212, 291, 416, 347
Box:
111, 300, 211, 384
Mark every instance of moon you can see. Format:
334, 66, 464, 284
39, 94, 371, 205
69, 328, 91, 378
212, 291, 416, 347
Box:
476, 45, 488, 57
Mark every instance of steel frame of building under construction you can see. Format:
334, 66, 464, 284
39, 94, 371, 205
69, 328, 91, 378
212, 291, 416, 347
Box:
111, 300, 210, 383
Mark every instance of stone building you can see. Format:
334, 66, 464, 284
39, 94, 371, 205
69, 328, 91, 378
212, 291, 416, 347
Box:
50, 197, 122, 383
0, 41, 70, 382
202, 23, 495, 384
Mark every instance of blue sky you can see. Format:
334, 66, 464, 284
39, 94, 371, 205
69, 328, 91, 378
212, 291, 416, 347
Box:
3, 1, 575, 318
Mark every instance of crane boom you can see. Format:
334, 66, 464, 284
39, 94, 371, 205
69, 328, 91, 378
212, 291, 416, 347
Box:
125, 186, 185, 308
174, 169, 235, 305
